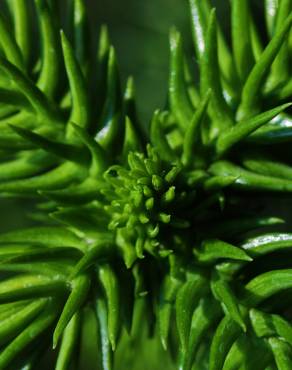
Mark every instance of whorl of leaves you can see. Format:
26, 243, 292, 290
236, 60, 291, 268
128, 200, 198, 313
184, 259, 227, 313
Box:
0, 0, 291, 369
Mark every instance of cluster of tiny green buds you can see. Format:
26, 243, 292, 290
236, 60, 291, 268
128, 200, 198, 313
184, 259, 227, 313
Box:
101, 146, 192, 266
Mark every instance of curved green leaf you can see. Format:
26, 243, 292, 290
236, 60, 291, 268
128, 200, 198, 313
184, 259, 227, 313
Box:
36, 0, 61, 97
209, 315, 241, 370
242, 233, 292, 257
231, 0, 254, 81
56, 311, 81, 370
269, 337, 292, 370
53, 274, 90, 347
196, 239, 252, 263
211, 272, 246, 331
216, 103, 292, 157
243, 269, 292, 306
61, 31, 90, 136
169, 28, 193, 129
250, 308, 292, 346
238, 13, 292, 119
98, 264, 120, 351
176, 273, 207, 353
182, 90, 210, 167
200, 9, 233, 133
0, 298, 60, 369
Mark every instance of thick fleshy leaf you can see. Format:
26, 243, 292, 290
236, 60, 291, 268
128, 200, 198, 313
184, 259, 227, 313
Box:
36, 0, 61, 97
269, 338, 292, 370
53, 274, 90, 347
189, 0, 238, 99
0, 161, 85, 194
122, 116, 143, 161
150, 110, 176, 162
0, 12, 24, 71
0, 55, 60, 122
241, 233, 292, 257
8, 0, 31, 65
0, 298, 48, 346
169, 28, 193, 129
56, 311, 81, 370
176, 273, 207, 353
216, 103, 292, 156
158, 275, 181, 350
10, 124, 88, 164
0, 300, 30, 321
61, 30, 90, 139
268, 0, 292, 88
0, 226, 86, 250
73, 0, 90, 76
250, 308, 292, 346
51, 206, 113, 241
209, 161, 292, 192
265, 0, 278, 37
182, 90, 210, 167
195, 239, 252, 263
71, 122, 108, 175
71, 243, 112, 277
0, 274, 66, 303
0, 261, 73, 278
98, 264, 120, 351
0, 245, 79, 264
200, 9, 233, 133
95, 296, 113, 370
124, 77, 144, 141
77, 305, 100, 370
95, 46, 123, 155
203, 175, 236, 192
0, 298, 60, 369
189, 0, 209, 59
231, 0, 254, 81
237, 13, 292, 119
243, 269, 292, 306
242, 154, 292, 180
0, 88, 32, 111
0, 150, 55, 181
181, 297, 221, 370
211, 272, 246, 331
224, 334, 272, 370
40, 178, 102, 204
209, 315, 241, 370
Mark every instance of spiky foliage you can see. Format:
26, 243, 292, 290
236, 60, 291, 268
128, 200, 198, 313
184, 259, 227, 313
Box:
166, 0, 292, 192
0, 1, 291, 370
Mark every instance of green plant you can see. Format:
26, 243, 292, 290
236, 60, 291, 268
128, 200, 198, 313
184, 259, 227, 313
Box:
0, 0, 291, 369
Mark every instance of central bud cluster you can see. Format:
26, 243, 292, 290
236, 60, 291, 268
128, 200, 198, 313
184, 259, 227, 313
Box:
100, 146, 194, 266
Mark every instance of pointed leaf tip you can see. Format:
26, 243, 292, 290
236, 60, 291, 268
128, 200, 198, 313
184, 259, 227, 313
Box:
217, 102, 292, 156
